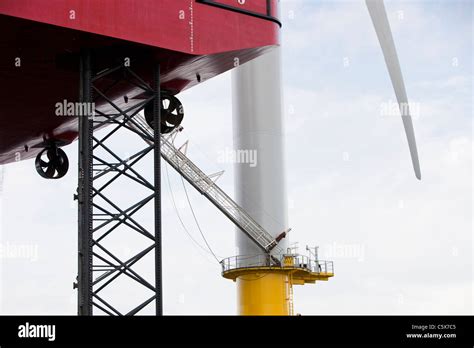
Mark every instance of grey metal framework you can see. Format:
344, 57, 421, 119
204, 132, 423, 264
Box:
76, 49, 162, 316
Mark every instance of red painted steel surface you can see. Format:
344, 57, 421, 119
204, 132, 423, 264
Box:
0, 0, 280, 165
0, 0, 277, 54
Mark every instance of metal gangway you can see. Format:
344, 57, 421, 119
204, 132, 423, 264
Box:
132, 115, 285, 256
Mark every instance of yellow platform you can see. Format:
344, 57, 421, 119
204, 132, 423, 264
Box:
222, 266, 334, 284
221, 255, 334, 315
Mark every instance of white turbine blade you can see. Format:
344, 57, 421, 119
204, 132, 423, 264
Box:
366, 0, 421, 180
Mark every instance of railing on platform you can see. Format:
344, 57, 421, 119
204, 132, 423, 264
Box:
220, 254, 334, 274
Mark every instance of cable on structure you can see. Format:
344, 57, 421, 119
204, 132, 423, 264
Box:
179, 174, 221, 264
164, 162, 221, 264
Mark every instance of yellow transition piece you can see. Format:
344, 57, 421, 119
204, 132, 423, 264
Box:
223, 258, 334, 315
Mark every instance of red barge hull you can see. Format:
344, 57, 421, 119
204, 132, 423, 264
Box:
0, 0, 280, 164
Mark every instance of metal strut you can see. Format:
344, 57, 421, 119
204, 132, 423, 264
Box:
77, 50, 162, 316
78, 49, 93, 316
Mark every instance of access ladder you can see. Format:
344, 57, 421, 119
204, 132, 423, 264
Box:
133, 115, 285, 256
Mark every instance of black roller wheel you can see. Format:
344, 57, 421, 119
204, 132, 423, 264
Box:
35, 147, 69, 179
145, 93, 184, 134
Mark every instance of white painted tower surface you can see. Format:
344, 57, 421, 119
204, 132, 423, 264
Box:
231, 47, 289, 261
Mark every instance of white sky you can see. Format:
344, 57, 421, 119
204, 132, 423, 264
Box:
0, 0, 472, 315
